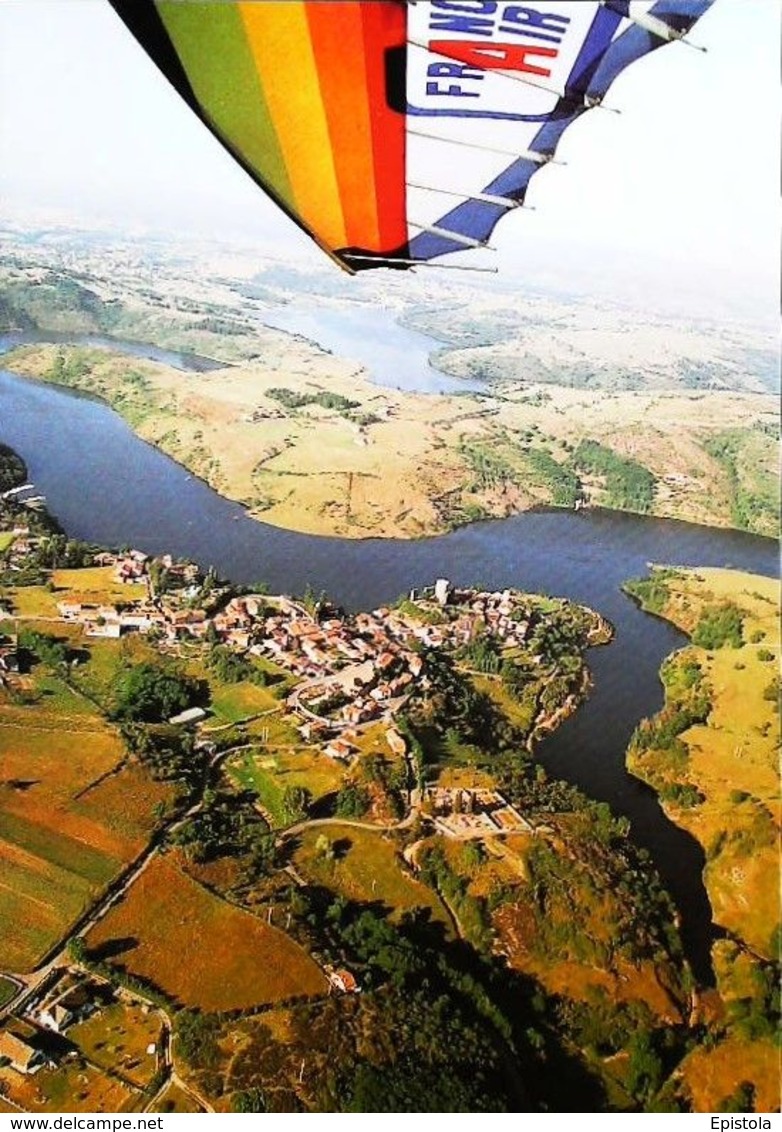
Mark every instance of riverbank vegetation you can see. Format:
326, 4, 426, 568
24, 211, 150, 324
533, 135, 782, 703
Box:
624, 566, 780, 1111
704, 427, 779, 536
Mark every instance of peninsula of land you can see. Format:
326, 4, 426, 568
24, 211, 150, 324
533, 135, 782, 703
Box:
1, 227, 777, 541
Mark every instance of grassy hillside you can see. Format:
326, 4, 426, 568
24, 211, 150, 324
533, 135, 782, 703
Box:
623, 566, 780, 1113
1, 255, 778, 538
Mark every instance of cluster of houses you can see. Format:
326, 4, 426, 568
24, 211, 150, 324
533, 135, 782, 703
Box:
0, 974, 112, 1077
5, 529, 541, 760
0, 524, 41, 573
56, 551, 204, 641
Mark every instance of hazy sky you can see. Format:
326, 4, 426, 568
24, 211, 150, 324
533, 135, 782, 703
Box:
0, 1, 778, 320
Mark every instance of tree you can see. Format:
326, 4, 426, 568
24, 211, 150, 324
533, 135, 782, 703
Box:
335, 784, 369, 819
626, 1030, 664, 1104
67, 936, 87, 963
175, 1011, 221, 1069
232, 1089, 266, 1113
111, 662, 202, 723
281, 785, 312, 823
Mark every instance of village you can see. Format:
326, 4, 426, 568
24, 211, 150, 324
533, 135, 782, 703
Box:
0, 534, 541, 760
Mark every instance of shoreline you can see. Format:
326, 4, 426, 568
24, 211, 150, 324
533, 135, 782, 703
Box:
622, 567, 780, 964
3, 349, 776, 546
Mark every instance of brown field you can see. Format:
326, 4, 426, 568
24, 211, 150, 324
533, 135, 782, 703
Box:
6, 342, 776, 539
0, 840, 90, 971
0, 718, 122, 970
73, 763, 173, 852
0, 665, 173, 970
86, 856, 328, 1010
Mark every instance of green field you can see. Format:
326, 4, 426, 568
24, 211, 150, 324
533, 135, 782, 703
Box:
229, 747, 344, 826
293, 824, 451, 930
0, 976, 18, 1007
68, 1002, 162, 1090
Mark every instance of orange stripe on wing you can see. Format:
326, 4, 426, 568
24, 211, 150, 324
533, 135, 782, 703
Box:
306, 3, 382, 251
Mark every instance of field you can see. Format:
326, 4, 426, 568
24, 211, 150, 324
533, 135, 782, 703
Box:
0, 1056, 141, 1114
86, 855, 328, 1010
626, 568, 780, 957
51, 566, 147, 607
0, 976, 18, 1006
292, 824, 451, 931
68, 633, 163, 711
1, 585, 60, 618
0, 716, 122, 970
0, 623, 173, 970
207, 680, 278, 724
5, 336, 777, 539
68, 1001, 162, 1090
228, 746, 345, 826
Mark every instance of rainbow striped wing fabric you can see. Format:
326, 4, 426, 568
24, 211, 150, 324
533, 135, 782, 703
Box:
109, 0, 715, 273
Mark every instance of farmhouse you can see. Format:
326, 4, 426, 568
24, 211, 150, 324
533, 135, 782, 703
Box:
38, 983, 94, 1034
0, 1026, 45, 1075
85, 619, 122, 639
324, 739, 355, 762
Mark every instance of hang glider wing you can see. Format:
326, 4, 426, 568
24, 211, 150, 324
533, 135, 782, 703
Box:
109, 0, 715, 273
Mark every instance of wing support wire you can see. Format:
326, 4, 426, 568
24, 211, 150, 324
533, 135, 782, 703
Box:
407, 126, 566, 166
407, 181, 531, 210
408, 38, 621, 112
602, 3, 707, 52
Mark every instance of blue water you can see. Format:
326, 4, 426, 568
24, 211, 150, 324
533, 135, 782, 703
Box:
258, 304, 482, 395
0, 336, 776, 984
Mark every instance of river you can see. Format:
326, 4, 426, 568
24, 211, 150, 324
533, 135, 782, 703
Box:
0, 333, 776, 984
257, 303, 482, 395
